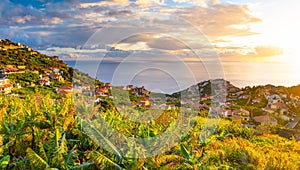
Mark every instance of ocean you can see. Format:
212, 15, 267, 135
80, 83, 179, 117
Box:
64, 60, 300, 93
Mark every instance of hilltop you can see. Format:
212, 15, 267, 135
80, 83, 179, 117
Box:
0, 39, 72, 80
289, 84, 300, 96
0, 39, 104, 97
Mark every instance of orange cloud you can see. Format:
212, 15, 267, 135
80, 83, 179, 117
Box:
254, 46, 283, 58
219, 45, 284, 62
179, 5, 261, 38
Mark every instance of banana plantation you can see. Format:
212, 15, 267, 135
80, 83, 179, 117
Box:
0, 94, 300, 169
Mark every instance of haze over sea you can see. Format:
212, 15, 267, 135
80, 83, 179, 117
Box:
64, 59, 300, 93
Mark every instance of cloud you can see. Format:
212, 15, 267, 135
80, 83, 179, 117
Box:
0, 0, 262, 62
254, 46, 283, 58
0, 0, 72, 26
79, 0, 130, 8
172, 0, 220, 7
135, 0, 166, 8
218, 45, 284, 62
106, 10, 132, 16
115, 34, 190, 51
178, 4, 261, 38
147, 37, 188, 50
12, 15, 34, 24
49, 17, 63, 24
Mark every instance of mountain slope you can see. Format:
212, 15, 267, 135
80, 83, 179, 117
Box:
0, 39, 73, 81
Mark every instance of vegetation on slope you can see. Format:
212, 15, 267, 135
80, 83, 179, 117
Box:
0, 39, 73, 81
0, 94, 299, 169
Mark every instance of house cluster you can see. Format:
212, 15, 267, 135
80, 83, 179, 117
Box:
55, 86, 73, 95
120, 85, 178, 109
218, 107, 278, 125
253, 115, 278, 126
94, 80, 300, 128
216, 108, 251, 121
290, 94, 300, 107
136, 97, 151, 108
149, 96, 177, 110
59, 78, 95, 96
131, 86, 150, 96
122, 85, 133, 91
0, 74, 12, 94
133, 97, 176, 110
68, 77, 109, 96
263, 92, 296, 118
73, 83, 91, 95
0, 66, 21, 94
0, 66, 28, 94
15, 42, 38, 54
38, 76, 50, 86
16, 42, 32, 51
0, 64, 70, 94
228, 90, 251, 100
0, 46, 7, 51
0, 40, 36, 54
220, 84, 300, 126
0, 65, 26, 74
95, 83, 112, 97
39, 68, 65, 86
151, 103, 176, 110
180, 99, 201, 109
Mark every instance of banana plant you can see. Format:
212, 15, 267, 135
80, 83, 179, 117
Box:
26, 127, 96, 170
82, 120, 125, 169
178, 143, 209, 169
0, 115, 30, 157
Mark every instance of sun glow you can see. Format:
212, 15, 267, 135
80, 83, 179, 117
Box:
249, 0, 300, 64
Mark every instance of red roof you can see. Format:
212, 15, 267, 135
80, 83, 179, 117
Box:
232, 108, 250, 116
272, 102, 288, 110
96, 88, 109, 93
254, 115, 277, 123
137, 98, 151, 107
57, 86, 73, 94
0, 84, 12, 88
54, 73, 60, 78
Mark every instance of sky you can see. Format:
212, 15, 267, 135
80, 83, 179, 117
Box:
1, 0, 300, 89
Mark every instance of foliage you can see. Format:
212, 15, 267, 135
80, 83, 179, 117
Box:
1, 39, 300, 169
7, 71, 39, 87
0, 93, 299, 169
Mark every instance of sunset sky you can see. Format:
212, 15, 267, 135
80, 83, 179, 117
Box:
1, 0, 300, 88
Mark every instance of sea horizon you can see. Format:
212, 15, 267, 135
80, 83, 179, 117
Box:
63, 59, 300, 90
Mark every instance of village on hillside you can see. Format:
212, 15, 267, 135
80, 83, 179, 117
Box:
2, 39, 300, 140
51, 75, 300, 137
0, 39, 73, 95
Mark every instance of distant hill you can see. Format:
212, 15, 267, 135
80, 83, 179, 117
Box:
288, 85, 300, 97
0, 39, 73, 81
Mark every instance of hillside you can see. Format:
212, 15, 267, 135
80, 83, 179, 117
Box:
1, 39, 300, 169
289, 84, 300, 96
0, 39, 73, 81
0, 94, 300, 169
0, 39, 104, 97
